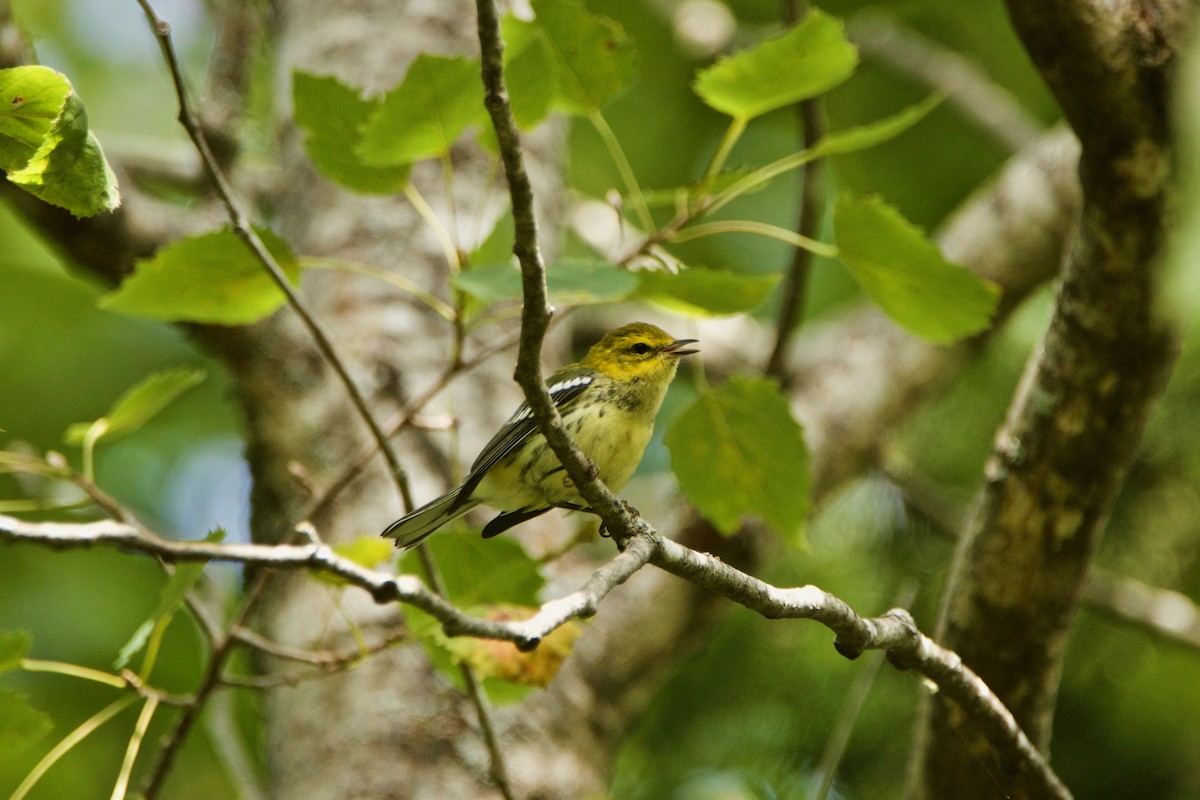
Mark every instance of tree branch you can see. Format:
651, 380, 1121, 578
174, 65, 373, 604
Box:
913, 1, 1181, 796
474, 0, 632, 536
0, 510, 1072, 798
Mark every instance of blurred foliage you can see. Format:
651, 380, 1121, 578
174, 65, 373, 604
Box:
2, 1, 1200, 799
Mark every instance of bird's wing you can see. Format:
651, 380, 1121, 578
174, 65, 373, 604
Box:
448, 372, 596, 512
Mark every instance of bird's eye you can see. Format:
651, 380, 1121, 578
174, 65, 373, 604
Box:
629, 342, 653, 355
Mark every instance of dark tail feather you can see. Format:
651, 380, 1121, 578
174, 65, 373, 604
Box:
481, 506, 551, 538
381, 488, 478, 550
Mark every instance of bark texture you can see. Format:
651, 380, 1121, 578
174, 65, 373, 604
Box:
910, 2, 1184, 797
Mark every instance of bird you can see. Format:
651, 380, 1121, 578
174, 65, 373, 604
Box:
381, 322, 698, 549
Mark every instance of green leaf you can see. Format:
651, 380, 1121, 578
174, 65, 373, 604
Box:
100, 226, 300, 325
811, 93, 944, 159
399, 535, 548, 704
693, 10, 857, 120
504, 0, 638, 118
0, 630, 32, 673
501, 14, 559, 129
455, 259, 638, 307
468, 208, 515, 270
357, 54, 486, 166
65, 366, 205, 445
334, 536, 395, 570
636, 268, 779, 316
0, 67, 120, 217
114, 529, 224, 669
0, 66, 72, 172
0, 690, 53, 755
833, 194, 1001, 343
292, 71, 410, 194
665, 376, 810, 538
401, 530, 543, 606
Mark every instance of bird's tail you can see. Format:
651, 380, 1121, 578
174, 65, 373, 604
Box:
381, 488, 479, 550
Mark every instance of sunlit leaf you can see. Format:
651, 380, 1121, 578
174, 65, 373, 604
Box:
455, 259, 638, 307
666, 376, 810, 539
0, 66, 71, 169
100, 226, 300, 325
0, 66, 119, 217
833, 194, 1001, 343
400, 530, 543, 606
334, 536, 395, 571
0, 690, 52, 755
64, 366, 205, 445
292, 71, 410, 194
810, 94, 944, 158
357, 54, 486, 166
503, 0, 638, 118
468, 207, 515, 270
636, 268, 779, 316
114, 529, 224, 669
693, 10, 857, 120
501, 14, 559, 129
0, 630, 32, 673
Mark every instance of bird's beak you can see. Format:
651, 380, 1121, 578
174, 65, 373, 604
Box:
663, 338, 699, 356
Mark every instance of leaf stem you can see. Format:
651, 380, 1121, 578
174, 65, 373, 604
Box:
669, 219, 838, 257
20, 658, 128, 689
589, 109, 654, 231
701, 116, 747, 184
304, 256, 457, 321
404, 181, 463, 273
110, 695, 160, 800
10, 695, 137, 800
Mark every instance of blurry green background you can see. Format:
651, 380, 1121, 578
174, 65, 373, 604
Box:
2, 1, 1200, 798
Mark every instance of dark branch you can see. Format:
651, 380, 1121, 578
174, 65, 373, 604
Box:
474, 0, 632, 537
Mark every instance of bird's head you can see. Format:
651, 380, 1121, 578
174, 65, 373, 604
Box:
581, 322, 699, 381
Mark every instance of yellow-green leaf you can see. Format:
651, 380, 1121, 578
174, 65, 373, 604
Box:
665, 376, 810, 539
636, 268, 779, 316
0, 630, 32, 673
65, 366, 205, 445
0, 66, 119, 217
833, 194, 1001, 343
293, 71, 410, 194
693, 10, 857, 120
100, 226, 300, 325
357, 54, 486, 166
0, 690, 52, 755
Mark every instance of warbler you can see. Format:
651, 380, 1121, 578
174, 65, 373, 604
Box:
382, 322, 698, 549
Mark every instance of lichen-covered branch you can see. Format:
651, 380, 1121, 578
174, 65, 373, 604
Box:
0, 511, 1072, 798
911, 2, 1182, 797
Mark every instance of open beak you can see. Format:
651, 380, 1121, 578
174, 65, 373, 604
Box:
663, 338, 699, 357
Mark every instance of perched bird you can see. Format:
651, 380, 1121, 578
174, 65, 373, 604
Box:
382, 322, 698, 549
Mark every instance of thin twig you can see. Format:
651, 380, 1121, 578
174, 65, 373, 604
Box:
304, 329, 523, 523
131, 4, 522, 795
1, 509, 1071, 798
474, 0, 631, 539
134, 0, 416, 514
140, 570, 271, 799
765, 0, 826, 382
815, 580, 919, 800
